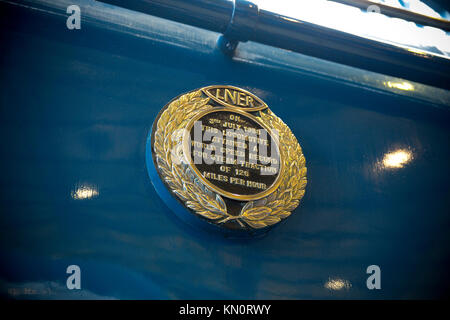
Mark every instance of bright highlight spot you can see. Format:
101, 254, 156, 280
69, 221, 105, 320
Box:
407, 48, 429, 56
383, 149, 412, 168
71, 185, 99, 200
385, 81, 415, 91
324, 278, 352, 291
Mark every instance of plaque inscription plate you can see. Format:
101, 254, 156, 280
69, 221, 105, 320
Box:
184, 108, 282, 200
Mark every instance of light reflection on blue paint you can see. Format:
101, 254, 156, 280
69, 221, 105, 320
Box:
382, 149, 413, 169
71, 183, 99, 200
324, 277, 352, 291
384, 81, 415, 91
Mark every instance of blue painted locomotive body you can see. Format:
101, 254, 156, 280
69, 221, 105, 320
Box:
0, 0, 449, 299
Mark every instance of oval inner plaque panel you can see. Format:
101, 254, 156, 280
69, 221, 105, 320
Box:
183, 109, 282, 200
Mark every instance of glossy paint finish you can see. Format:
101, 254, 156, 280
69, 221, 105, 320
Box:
0, 0, 449, 299
98, 0, 450, 90
99, 0, 234, 33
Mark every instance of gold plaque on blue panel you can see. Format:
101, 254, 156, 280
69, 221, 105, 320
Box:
146, 85, 307, 237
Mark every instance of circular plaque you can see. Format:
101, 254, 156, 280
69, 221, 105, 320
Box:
146, 86, 307, 237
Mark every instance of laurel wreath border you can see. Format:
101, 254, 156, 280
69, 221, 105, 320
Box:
153, 90, 307, 229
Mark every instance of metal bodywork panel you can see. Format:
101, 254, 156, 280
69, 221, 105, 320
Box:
0, 0, 449, 299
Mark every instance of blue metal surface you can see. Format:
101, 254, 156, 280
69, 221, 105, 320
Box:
98, 0, 450, 90
0, 0, 449, 299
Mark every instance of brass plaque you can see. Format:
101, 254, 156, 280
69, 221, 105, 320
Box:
149, 85, 307, 236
